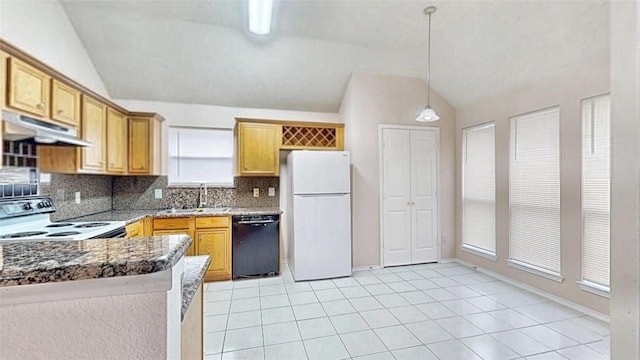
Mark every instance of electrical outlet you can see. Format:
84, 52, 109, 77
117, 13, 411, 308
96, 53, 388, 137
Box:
75, 191, 81, 205
154, 189, 163, 199
442, 235, 448, 243
268, 187, 275, 197
253, 188, 260, 197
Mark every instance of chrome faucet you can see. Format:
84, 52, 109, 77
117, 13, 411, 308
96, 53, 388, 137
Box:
199, 183, 207, 208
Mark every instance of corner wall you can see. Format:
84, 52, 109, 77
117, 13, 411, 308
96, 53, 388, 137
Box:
609, 0, 640, 357
0, 0, 109, 98
340, 72, 457, 267
455, 57, 610, 314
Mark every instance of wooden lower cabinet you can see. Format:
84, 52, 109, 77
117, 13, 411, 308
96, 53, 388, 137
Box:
149, 216, 232, 281
153, 229, 196, 256
195, 228, 231, 281
181, 282, 203, 360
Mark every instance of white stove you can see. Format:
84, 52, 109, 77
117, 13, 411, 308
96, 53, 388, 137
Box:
0, 196, 126, 241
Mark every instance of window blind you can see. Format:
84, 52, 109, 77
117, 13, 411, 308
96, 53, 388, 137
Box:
509, 107, 561, 274
462, 122, 496, 254
582, 95, 611, 288
168, 127, 233, 185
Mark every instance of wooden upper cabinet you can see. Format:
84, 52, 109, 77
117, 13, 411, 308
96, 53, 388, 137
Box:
237, 122, 280, 176
7, 57, 50, 118
79, 96, 107, 173
106, 108, 127, 174
51, 79, 81, 127
129, 115, 162, 175
1, 51, 8, 110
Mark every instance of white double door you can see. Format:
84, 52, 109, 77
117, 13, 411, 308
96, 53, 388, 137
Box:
380, 126, 439, 266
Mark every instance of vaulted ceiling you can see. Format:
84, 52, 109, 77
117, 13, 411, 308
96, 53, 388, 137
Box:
60, 0, 609, 112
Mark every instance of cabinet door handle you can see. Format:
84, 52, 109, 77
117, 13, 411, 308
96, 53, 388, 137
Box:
36, 102, 45, 109
57, 109, 63, 115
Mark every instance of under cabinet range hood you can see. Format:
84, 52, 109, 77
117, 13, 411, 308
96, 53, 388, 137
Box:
2, 109, 91, 147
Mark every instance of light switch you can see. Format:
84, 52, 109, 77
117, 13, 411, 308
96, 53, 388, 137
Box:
268, 187, 275, 197
75, 191, 81, 205
154, 189, 163, 199
253, 188, 260, 197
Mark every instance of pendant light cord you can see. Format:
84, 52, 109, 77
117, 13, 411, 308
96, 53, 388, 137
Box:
427, 9, 432, 108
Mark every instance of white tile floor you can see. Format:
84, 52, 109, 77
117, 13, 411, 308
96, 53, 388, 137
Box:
203, 262, 610, 360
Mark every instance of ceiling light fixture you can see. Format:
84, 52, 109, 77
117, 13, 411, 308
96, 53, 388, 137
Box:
248, 0, 274, 35
416, 5, 440, 122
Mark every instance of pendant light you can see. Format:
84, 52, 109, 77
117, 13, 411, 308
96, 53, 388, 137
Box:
416, 6, 440, 122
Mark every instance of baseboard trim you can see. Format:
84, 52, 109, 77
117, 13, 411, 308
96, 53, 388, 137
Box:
439, 258, 457, 264
352, 265, 383, 271
453, 258, 610, 323
353, 258, 456, 272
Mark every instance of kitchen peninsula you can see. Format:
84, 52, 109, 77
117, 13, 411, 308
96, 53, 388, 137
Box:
0, 234, 208, 359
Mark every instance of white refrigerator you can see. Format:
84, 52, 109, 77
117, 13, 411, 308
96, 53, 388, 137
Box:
288, 150, 352, 281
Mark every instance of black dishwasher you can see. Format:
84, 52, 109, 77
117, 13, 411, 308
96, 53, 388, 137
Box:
232, 214, 280, 278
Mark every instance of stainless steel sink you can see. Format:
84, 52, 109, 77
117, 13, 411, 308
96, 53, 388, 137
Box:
158, 207, 231, 215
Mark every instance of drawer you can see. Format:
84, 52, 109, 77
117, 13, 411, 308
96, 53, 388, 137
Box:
153, 217, 190, 230
195, 216, 230, 228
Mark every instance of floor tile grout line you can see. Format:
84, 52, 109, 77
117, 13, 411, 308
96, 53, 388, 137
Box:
204, 262, 610, 360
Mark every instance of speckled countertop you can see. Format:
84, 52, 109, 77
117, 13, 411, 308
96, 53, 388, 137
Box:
155, 207, 282, 218
67, 210, 158, 225
67, 207, 282, 224
0, 234, 191, 287
181, 255, 211, 321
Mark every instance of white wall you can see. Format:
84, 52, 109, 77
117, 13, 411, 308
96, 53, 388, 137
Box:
115, 98, 340, 262
0, 0, 109, 98
1, 259, 183, 360
609, 1, 640, 357
340, 72, 457, 267
455, 57, 610, 315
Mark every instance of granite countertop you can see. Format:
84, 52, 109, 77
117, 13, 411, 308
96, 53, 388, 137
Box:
181, 255, 211, 321
154, 207, 282, 218
67, 207, 282, 224
0, 234, 192, 287
68, 210, 159, 225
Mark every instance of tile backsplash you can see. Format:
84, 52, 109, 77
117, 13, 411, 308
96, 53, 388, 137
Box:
112, 176, 279, 210
39, 174, 113, 221
4, 169, 279, 220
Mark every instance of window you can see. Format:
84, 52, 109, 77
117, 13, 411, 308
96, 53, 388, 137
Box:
508, 107, 562, 281
168, 126, 233, 186
462, 122, 496, 259
580, 94, 611, 294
